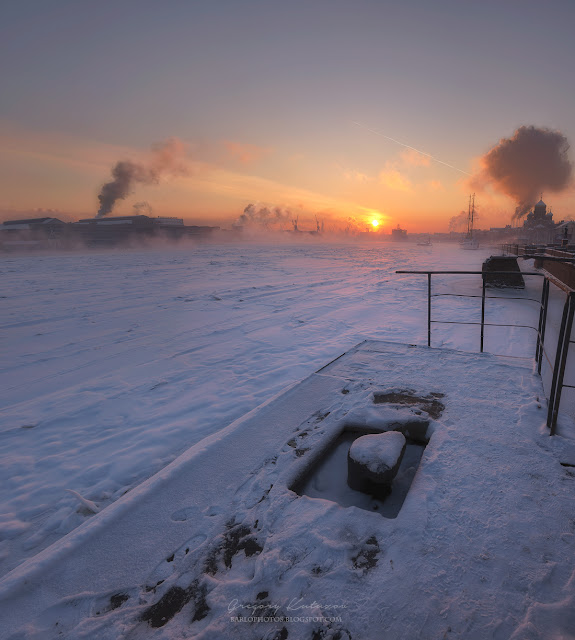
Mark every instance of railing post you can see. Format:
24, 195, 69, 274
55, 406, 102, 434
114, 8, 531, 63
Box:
549, 293, 575, 435
427, 273, 431, 347
536, 278, 549, 374
547, 292, 572, 431
480, 274, 486, 353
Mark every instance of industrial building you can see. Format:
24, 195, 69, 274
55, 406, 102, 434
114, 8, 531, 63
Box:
0, 215, 219, 250
0, 217, 69, 251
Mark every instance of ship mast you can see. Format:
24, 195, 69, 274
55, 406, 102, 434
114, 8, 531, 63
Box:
467, 193, 475, 239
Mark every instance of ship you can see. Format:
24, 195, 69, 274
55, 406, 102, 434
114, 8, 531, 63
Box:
460, 194, 479, 250
391, 225, 408, 241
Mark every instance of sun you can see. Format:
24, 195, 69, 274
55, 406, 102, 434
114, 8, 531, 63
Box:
371, 219, 380, 228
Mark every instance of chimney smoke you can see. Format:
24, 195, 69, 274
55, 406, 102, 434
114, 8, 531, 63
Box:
473, 126, 572, 219
96, 138, 188, 218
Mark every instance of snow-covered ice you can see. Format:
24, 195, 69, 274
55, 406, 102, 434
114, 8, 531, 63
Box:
1, 240, 574, 639
0, 241, 498, 576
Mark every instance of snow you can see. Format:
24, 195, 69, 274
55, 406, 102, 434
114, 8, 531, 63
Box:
1, 240, 574, 639
0, 241, 500, 577
349, 431, 406, 473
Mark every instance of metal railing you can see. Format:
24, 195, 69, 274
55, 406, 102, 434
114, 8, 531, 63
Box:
395, 269, 575, 434
502, 243, 575, 259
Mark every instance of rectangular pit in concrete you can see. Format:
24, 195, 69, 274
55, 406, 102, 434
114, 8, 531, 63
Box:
292, 428, 426, 518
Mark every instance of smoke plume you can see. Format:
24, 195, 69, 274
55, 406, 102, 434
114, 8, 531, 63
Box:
237, 203, 292, 229
449, 211, 469, 232
474, 126, 572, 219
133, 201, 153, 216
97, 138, 188, 217
449, 203, 481, 231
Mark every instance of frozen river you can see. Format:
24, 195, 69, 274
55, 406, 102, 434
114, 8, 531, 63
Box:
0, 240, 544, 576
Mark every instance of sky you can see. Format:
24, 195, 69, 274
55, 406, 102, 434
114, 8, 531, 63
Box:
1, 0, 574, 232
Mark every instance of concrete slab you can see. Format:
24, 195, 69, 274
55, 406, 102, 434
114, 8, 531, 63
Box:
1, 341, 574, 640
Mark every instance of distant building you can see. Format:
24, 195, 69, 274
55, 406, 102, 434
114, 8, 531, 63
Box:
522, 199, 556, 244
0, 215, 220, 251
73, 215, 218, 245
2, 216, 65, 229
391, 225, 408, 241
0, 217, 68, 250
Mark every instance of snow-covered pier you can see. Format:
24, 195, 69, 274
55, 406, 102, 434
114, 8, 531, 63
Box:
1, 340, 574, 639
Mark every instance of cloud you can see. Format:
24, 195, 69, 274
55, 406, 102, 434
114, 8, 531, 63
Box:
426, 179, 445, 191
0, 124, 390, 228
379, 167, 411, 192
224, 141, 270, 165
400, 148, 431, 167
344, 169, 371, 183
341, 146, 431, 188
374, 147, 433, 193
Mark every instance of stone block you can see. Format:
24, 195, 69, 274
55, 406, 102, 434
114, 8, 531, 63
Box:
347, 431, 406, 499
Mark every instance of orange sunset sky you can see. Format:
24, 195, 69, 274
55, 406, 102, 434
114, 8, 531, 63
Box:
1, 1, 574, 233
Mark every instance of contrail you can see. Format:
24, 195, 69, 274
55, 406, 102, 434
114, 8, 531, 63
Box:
352, 121, 472, 177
